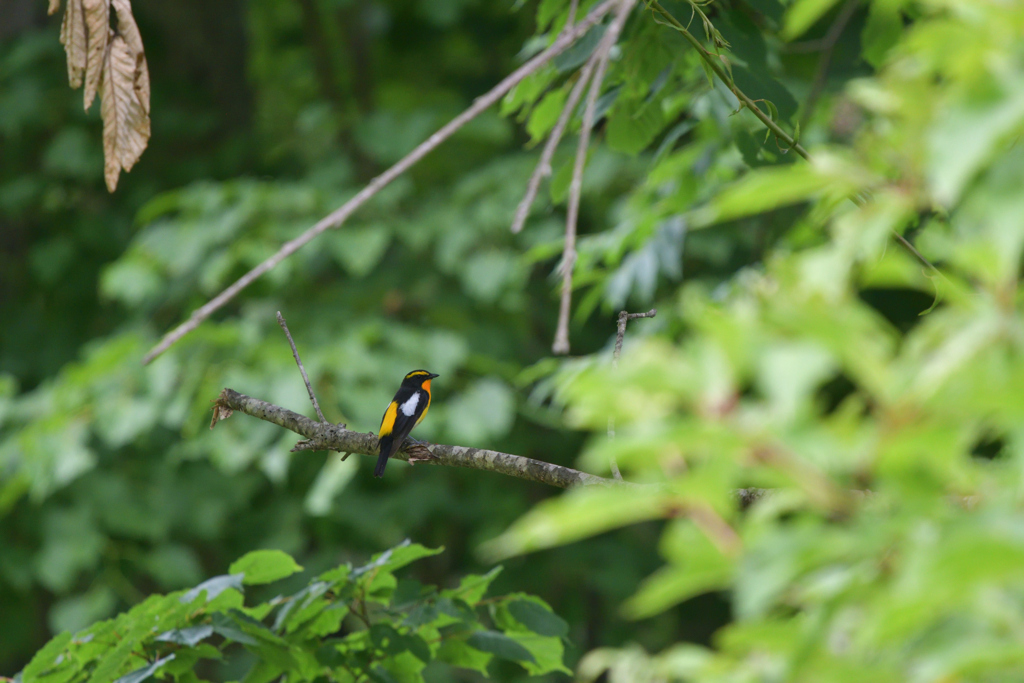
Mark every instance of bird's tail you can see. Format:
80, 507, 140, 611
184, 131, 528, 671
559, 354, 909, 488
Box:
374, 436, 393, 477
373, 451, 389, 477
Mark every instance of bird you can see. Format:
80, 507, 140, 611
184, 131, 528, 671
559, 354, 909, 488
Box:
374, 370, 439, 477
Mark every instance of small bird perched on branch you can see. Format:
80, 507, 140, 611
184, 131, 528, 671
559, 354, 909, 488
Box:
375, 370, 439, 477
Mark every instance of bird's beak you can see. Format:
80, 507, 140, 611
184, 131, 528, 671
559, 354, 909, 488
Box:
428, 373, 440, 379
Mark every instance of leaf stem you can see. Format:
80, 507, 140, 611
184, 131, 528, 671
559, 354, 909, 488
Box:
647, 1, 809, 161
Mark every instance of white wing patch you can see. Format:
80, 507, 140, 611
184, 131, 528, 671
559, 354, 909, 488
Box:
399, 392, 420, 417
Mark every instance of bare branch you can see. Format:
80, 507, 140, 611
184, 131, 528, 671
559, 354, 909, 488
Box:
566, 0, 579, 27
511, 59, 596, 235
214, 388, 776, 508
142, 0, 621, 366
214, 388, 624, 489
613, 308, 657, 366
276, 311, 327, 423
607, 308, 656, 479
553, 0, 637, 355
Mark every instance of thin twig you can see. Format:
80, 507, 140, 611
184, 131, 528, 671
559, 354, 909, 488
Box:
508, 0, 583, 237
607, 308, 656, 479
276, 311, 327, 423
142, 0, 621, 365
612, 308, 657, 367
799, 0, 858, 132
511, 59, 597, 234
566, 0, 579, 27
553, 0, 637, 355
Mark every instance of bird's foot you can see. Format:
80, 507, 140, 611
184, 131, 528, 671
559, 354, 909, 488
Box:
404, 441, 437, 465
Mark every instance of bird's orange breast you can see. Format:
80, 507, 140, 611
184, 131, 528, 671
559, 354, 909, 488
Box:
415, 380, 432, 426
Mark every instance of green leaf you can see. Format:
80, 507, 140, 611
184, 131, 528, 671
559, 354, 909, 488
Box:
782, 0, 842, 40
606, 98, 667, 156
240, 658, 283, 683
466, 630, 537, 664
459, 251, 519, 303
319, 564, 352, 585
442, 566, 502, 604
688, 163, 848, 228
353, 541, 444, 577
537, 0, 569, 31
21, 632, 71, 682
623, 562, 731, 619
229, 550, 303, 585
444, 379, 515, 444
301, 603, 348, 637
180, 573, 244, 603
504, 632, 570, 675
366, 667, 399, 683
304, 456, 359, 517
210, 613, 260, 646
508, 599, 569, 637
437, 638, 492, 675
527, 88, 568, 143
480, 486, 671, 560
553, 24, 607, 72
90, 638, 138, 683
154, 625, 214, 646
927, 84, 1024, 206
437, 597, 477, 623
402, 603, 440, 628
861, 0, 903, 68
327, 225, 392, 278
377, 650, 427, 683
112, 656, 175, 683
403, 635, 432, 664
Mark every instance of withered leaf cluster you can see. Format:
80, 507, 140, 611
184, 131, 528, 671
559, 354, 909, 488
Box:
51, 0, 151, 192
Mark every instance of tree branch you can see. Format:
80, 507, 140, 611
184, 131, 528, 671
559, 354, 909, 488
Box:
142, 0, 621, 366
511, 0, 591, 235
212, 388, 624, 489
510, 58, 596, 235
553, 0, 637, 355
276, 311, 326, 423
612, 308, 657, 366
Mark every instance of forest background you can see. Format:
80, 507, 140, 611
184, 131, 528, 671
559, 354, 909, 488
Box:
3, 0, 1024, 681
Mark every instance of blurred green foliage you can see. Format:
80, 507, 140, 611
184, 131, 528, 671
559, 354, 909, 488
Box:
488, 1, 1024, 680
5, 0, 1024, 681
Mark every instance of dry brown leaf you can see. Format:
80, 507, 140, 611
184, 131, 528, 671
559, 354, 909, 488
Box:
110, 0, 150, 114
101, 31, 151, 192
48, 0, 61, 15
53, 0, 152, 191
60, 0, 86, 88
110, 0, 142, 54
82, 0, 109, 111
